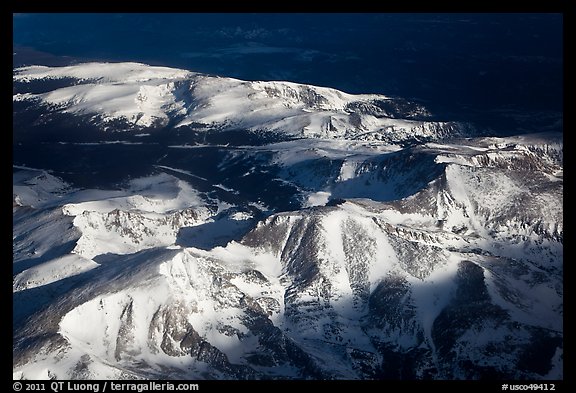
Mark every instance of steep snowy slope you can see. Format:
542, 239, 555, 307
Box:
13, 132, 562, 380
14, 62, 472, 142
13, 171, 216, 292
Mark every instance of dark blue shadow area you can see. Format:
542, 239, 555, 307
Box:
331, 149, 446, 202
176, 216, 257, 250
92, 252, 124, 266
14, 13, 563, 133
283, 147, 445, 203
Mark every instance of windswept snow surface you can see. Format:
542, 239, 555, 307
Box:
14, 62, 470, 141
13, 62, 562, 380
14, 63, 192, 128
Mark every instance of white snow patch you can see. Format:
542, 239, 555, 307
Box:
230, 211, 253, 220
208, 242, 283, 279
13, 254, 99, 291
304, 191, 331, 207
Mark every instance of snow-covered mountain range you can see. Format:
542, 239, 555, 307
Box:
13, 62, 562, 380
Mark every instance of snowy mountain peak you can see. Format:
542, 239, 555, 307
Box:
13, 62, 194, 84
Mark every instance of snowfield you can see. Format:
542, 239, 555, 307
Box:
14, 62, 471, 141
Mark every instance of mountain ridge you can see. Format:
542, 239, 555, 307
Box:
14, 62, 476, 144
